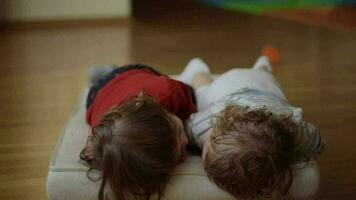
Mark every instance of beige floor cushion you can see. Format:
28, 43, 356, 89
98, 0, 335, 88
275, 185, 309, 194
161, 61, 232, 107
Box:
46, 86, 235, 200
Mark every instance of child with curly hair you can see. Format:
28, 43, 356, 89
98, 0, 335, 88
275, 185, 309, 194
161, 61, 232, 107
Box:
80, 64, 196, 200
179, 49, 325, 200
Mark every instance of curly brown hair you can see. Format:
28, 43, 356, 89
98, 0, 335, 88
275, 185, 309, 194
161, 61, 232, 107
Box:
204, 104, 318, 200
80, 93, 181, 200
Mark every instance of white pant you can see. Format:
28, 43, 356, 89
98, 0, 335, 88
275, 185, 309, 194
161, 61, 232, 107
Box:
196, 56, 286, 111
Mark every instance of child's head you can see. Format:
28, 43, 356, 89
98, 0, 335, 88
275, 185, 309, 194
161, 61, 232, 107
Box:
80, 93, 188, 200
203, 105, 313, 199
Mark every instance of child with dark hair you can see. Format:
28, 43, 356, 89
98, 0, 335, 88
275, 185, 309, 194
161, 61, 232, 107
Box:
80, 64, 196, 200
179, 50, 325, 200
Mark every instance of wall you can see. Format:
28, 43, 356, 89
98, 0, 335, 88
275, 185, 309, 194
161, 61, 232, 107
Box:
0, 0, 131, 21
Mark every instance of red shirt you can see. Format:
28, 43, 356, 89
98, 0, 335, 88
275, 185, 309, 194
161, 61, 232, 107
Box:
86, 69, 196, 127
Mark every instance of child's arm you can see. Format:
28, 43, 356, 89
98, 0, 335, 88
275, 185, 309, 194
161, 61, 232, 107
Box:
185, 108, 215, 149
299, 121, 325, 157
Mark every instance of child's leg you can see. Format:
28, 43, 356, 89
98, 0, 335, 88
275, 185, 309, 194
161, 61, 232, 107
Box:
192, 73, 213, 90
203, 57, 286, 103
192, 73, 213, 111
178, 58, 212, 110
251, 56, 286, 99
252, 56, 272, 72
89, 65, 116, 86
178, 58, 210, 86
253, 46, 280, 72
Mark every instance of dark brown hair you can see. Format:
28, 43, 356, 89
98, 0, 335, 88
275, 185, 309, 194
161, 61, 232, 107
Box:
80, 93, 181, 200
204, 105, 318, 200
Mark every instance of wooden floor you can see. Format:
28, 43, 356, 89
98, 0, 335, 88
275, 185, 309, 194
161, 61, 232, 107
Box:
265, 7, 356, 30
1, 4, 356, 200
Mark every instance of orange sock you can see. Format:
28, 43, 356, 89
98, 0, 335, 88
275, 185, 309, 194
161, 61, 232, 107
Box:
262, 46, 280, 66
